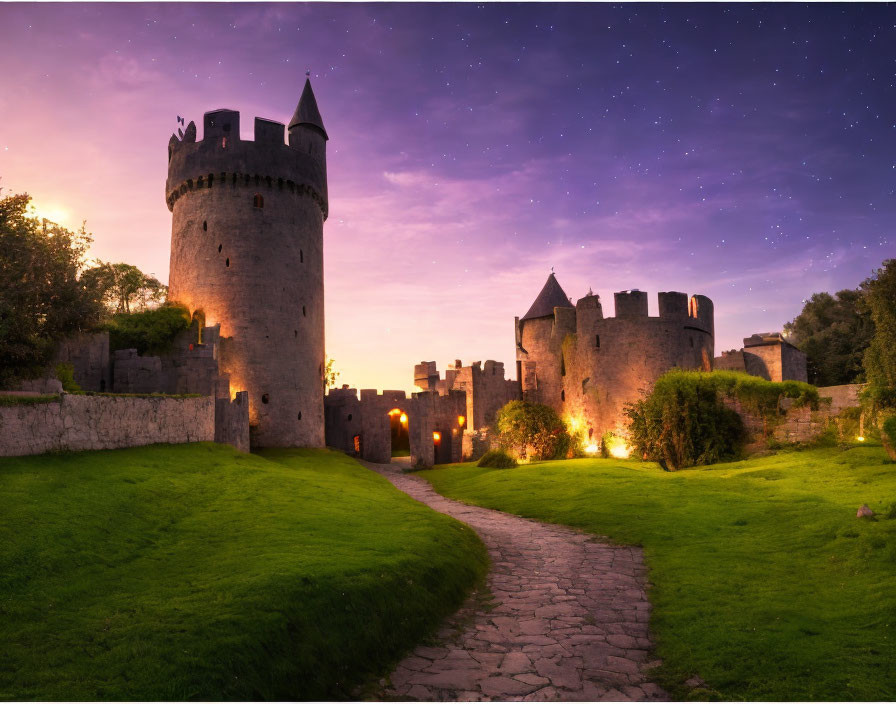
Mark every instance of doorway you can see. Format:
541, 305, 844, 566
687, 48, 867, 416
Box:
388, 408, 410, 457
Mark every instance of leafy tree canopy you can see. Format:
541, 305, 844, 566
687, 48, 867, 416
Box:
783, 289, 874, 386
0, 192, 104, 385
81, 260, 167, 314
861, 259, 896, 409
495, 400, 570, 461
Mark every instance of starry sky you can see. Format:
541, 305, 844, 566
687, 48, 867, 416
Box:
1, 3, 893, 392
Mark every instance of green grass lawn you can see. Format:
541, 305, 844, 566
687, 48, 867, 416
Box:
418, 444, 896, 701
0, 443, 487, 701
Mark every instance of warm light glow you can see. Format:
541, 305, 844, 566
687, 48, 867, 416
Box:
458, 415, 465, 427
585, 443, 598, 454
388, 408, 401, 416
608, 442, 631, 459
433, 431, 441, 442
27, 202, 72, 228
857, 436, 865, 442
400, 413, 408, 424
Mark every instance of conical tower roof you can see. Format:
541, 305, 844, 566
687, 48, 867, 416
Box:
288, 78, 328, 139
521, 273, 574, 321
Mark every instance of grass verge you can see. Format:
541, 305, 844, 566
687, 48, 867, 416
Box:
418, 445, 896, 701
0, 443, 487, 700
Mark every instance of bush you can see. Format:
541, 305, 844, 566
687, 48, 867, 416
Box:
625, 371, 748, 471
882, 415, 896, 461
106, 303, 191, 355
495, 400, 571, 461
477, 449, 518, 468
54, 363, 82, 393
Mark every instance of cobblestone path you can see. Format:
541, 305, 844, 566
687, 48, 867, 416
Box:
364, 460, 669, 702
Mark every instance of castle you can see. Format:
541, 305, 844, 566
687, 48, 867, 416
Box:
166, 80, 328, 447
2, 81, 817, 460
324, 274, 718, 464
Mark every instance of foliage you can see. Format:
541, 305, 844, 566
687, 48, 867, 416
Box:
476, 449, 518, 468
0, 444, 487, 700
323, 356, 339, 391
861, 259, 896, 407
419, 443, 896, 701
54, 362, 82, 393
881, 415, 896, 461
783, 289, 874, 386
495, 400, 571, 460
0, 393, 60, 406
625, 371, 746, 471
105, 303, 191, 355
600, 431, 629, 459
80, 260, 167, 314
0, 192, 104, 386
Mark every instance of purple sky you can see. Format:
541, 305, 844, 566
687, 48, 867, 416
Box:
1, 3, 893, 392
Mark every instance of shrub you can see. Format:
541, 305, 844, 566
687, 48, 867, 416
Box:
106, 303, 191, 355
54, 363, 82, 393
495, 400, 571, 461
625, 371, 748, 471
882, 415, 896, 461
477, 449, 518, 468
600, 431, 631, 459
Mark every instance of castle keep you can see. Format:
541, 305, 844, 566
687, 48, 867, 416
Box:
166, 80, 328, 447
516, 274, 715, 442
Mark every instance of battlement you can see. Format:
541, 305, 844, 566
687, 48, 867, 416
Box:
166, 103, 328, 216
574, 290, 714, 333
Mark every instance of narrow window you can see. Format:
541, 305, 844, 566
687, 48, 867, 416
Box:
298, 412, 302, 420
225, 257, 230, 267
261, 393, 270, 404
690, 337, 695, 348
300, 250, 304, 263
561, 390, 565, 402
595, 334, 600, 348
218, 244, 222, 253
253, 194, 264, 208
203, 220, 207, 231
303, 306, 307, 317
560, 356, 566, 376
353, 435, 361, 452
347, 413, 353, 421
294, 330, 298, 337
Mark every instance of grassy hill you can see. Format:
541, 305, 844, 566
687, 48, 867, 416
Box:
0, 444, 487, 700
419, 444, 896, 701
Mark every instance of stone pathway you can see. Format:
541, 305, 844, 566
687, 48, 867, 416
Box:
363, 460, 669, 702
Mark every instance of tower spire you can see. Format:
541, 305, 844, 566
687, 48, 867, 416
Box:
289, 78, 328, 140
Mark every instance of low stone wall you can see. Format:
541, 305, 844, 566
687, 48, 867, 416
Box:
215, 391, 250, 453
0, 394, 215, 457
729, 383, 865, 450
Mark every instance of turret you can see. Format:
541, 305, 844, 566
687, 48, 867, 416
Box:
289, 79, 328, 199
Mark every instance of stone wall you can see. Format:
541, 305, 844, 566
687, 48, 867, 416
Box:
215, 391, 250, 453
55, 331, 111, 392
0, 395, 215, 457
728, 383, 864, 449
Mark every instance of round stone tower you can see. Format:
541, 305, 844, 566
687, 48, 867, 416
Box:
165, 80, 328, 447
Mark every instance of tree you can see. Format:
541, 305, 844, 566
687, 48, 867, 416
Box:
323, 357, 339, 391
0, 192, 104, 386
783, 289, 874, 386
861, 260, 896, 394
81, 261, 167, 314
495, 400, 570, 460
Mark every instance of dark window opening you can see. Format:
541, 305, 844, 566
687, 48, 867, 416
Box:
303, 306, 307, 317
294, 330, 297, 337
218, 244, 222, 253
225, 257, 230, 267
690, 337, 695, 348
203, 220, 207, 231
347, 413, 353, 421
595, 335, 600, 348
261, 393, 270, 404
561, 390, 565, 402
253, 193, 264, 208
223, 123, 231, 133
300, 250, 304, 263
560, 357, 566, 376
298, 412, 302, 420
100, 379, 106, 392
